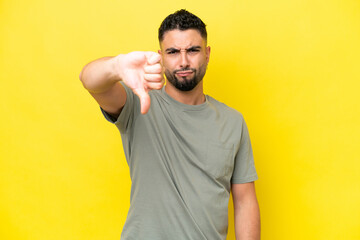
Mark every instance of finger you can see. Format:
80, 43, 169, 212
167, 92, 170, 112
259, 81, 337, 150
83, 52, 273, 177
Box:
144, 63, 162, 74
146, 82, 164, 90
144, 73, 163, 82
133, 88, 151, 114
146, 52, 162, 65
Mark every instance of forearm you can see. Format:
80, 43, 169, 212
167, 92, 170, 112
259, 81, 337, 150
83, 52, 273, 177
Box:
79, 56, 122, 93
234, 200, 260, 240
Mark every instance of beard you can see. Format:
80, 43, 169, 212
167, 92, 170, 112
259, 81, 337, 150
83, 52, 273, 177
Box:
165, 63, 207, 91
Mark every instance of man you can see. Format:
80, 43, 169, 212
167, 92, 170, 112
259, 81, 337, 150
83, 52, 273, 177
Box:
80, 9, 260, 240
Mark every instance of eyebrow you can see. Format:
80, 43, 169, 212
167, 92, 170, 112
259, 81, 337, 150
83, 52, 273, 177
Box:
165, 46, 202, 52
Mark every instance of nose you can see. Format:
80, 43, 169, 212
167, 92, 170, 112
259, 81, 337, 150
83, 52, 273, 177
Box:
179, 51, 189, 68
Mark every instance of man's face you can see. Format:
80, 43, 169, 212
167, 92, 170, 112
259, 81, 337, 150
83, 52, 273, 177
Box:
159, 29, 210, 91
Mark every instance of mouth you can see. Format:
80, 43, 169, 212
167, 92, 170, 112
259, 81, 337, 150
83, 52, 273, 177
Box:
175, 70, 193, 77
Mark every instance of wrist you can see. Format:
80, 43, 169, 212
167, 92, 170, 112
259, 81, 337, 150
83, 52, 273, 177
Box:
110, 54, 126, 82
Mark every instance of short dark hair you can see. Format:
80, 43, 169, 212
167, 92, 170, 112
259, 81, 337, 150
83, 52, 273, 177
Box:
158, 9, 207, 42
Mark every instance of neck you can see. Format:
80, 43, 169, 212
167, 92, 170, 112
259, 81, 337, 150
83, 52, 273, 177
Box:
165, 81, 205, 105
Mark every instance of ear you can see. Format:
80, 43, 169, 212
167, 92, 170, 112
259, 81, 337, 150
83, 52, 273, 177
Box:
158, 49, 163, 65
206, 46, 211, 63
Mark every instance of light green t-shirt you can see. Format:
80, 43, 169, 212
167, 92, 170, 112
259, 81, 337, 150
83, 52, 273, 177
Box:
101, 83, 258, 240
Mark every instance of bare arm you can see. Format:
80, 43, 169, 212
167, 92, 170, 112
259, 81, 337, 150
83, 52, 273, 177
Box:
80, 56, 127, 118
79, 52, 164, 117
232, 182, 261, 240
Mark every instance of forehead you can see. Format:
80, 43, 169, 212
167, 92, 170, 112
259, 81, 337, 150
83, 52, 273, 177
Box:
160, 29, 206, 49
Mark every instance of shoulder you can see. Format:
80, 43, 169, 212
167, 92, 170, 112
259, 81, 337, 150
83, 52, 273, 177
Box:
148, 88, 166, 106
207, 95, 245, 122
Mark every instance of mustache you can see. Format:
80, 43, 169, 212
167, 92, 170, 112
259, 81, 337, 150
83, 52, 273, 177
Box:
173, 68, 196, 74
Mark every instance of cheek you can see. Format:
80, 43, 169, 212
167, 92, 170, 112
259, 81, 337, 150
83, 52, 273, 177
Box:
192, 55, 206, 66
162, 58, 172, 68
163, 59, 178, 71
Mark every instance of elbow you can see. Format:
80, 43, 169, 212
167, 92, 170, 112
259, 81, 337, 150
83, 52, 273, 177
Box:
79, 65, 86, 84
79, 70, 83, 82
79, 66, 90, 90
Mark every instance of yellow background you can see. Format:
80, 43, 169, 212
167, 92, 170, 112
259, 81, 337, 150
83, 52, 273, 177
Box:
1, 0, 359, 239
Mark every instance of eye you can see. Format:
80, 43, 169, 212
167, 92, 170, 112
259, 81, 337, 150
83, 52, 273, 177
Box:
167, 50, 179, 55
189, 49, 199, 52
187, 48, 200, 54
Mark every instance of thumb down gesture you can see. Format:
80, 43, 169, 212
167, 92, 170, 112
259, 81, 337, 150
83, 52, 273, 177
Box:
117, 51, 164, 114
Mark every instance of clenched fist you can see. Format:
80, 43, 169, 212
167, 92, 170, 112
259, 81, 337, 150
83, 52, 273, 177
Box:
115, 51, 164, 114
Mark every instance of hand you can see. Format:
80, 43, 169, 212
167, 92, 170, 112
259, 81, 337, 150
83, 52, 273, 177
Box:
116, 51, 164, 114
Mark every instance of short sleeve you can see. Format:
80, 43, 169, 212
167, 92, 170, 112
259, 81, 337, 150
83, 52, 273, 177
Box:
100, 82, 140, 132
231, 117, 258, 184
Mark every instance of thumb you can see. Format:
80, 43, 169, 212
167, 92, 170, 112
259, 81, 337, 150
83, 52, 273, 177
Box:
133, 88, 151, 114
146, 52, 162, 65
